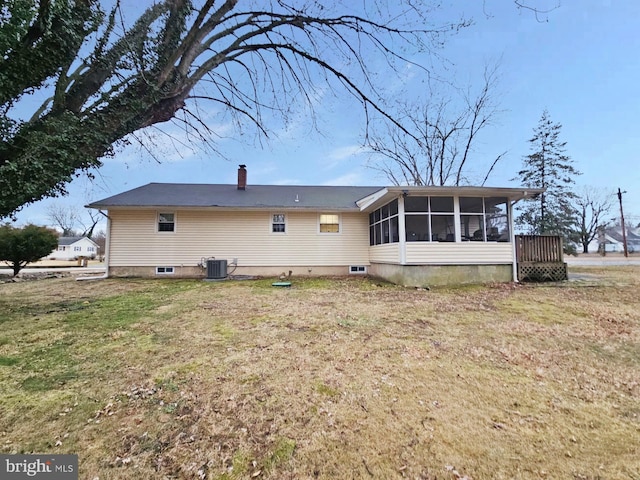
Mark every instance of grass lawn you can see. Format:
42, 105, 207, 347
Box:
0, 268, 639, 479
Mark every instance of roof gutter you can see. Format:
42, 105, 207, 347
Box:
76, 210, 110, 281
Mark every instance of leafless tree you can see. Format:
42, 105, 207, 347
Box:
1, 0, 472, 217
46, 202, 101, 238
573, 186, 614, 254
78, 208, 101, 239
366, 64, 505, 186
46, 204, 80, 236
91, 230, 107, 260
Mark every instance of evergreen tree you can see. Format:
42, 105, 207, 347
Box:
514, 110, 581, 252
0, 224, 58, 276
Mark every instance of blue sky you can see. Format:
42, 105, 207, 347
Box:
12, 0, 640, 230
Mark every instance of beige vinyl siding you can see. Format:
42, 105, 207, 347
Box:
406, 242, 513, 265
108, 209, 369, 267
369, 244, 400, 264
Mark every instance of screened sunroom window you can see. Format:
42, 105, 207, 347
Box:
404, 197, 454, 242
459, 197, 509, 241
369, 199, 399, 245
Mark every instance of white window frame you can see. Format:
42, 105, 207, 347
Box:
156, 266, 175, 275
73, 246, 82, 252
158, 212, 176, 233
319, 213, 341, 234
271, 213, 286, 234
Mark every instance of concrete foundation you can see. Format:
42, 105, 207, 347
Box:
369, 263, 513, 287
108, 265, 353, 278
108, 263, 512, 286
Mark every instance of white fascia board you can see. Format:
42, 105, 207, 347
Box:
356, 188, 389, 211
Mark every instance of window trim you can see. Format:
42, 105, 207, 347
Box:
158, 212, 176, 233
318, 213, 341, 234
156, 266, 175, 275
349, 265, 367, 274
271, 212, 287, 234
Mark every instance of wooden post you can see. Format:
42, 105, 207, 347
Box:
617, 188, 628, 258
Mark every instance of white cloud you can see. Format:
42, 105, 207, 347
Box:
321, 171, 367, 186
328, 145, 368, 161
104, 118, 235, 166
322, 144, 371, 170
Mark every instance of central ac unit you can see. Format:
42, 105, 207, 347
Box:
206, 259, 227, 279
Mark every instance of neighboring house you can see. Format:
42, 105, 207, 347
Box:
88, 166, 544, 286
48, 236, 99, 260
588, 225, 640, 253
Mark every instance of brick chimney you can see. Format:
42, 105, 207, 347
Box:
237, 164, 247, 190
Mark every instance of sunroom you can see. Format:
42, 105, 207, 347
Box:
356, 186, 544, 286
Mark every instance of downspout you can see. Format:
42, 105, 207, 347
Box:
76, 210, 110, 281
509, 198, 521, 283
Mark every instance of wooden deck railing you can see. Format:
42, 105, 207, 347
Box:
515, 235, 564, 263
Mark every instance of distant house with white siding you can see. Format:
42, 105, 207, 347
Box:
87, 165, 543, 286
48, 236, 99, 260
588, 225, 640, 253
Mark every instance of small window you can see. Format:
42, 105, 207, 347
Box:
87, 246, 95, 252
272, 213, 286, 233
349, 265, 367, 274
156, 266, 174, 275
319, 213, 340, 233
158, 213, 175, 232
74, 246, 82, 252
58, 246, 65, 251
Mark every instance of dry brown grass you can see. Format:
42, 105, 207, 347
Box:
0, 267, 639, 479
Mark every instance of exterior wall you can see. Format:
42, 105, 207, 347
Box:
107, 209, 370, 272
48, 238, 99, 260
369, 244, 401, 263
405, 242, 513, 264
369, 263, 513, 287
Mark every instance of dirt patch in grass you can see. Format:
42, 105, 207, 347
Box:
1, 270, 639, 479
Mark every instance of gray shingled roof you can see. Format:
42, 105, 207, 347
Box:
88, 183, 383, 210
58, 236, 87, 245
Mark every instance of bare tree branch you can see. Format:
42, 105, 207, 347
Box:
573, 186, 614, 254
2, 1, 474, 217
366, 62, 504, 186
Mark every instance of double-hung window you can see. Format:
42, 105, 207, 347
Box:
158, 213, 175, 232
319, 214, 340, 233
272, 213, 286, 233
